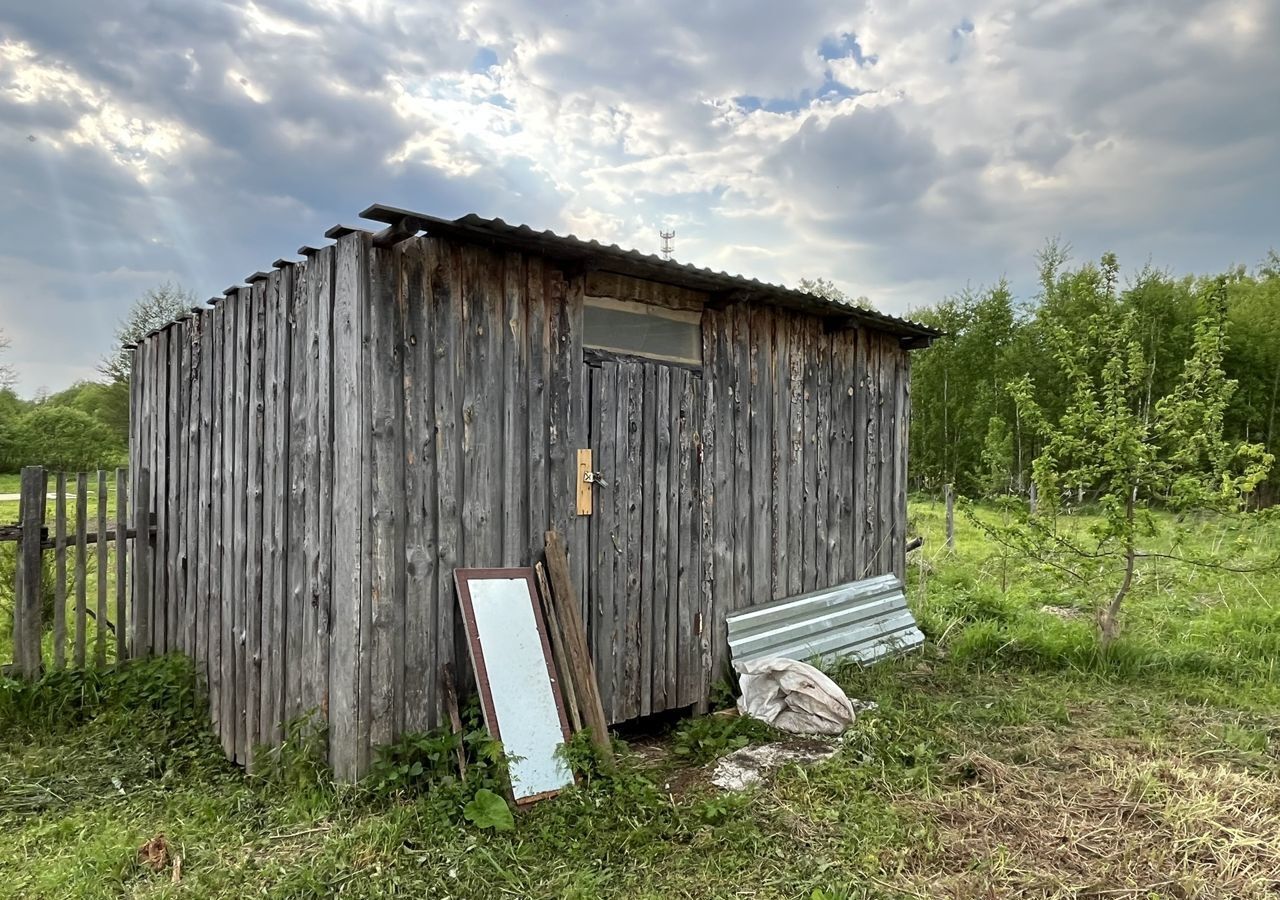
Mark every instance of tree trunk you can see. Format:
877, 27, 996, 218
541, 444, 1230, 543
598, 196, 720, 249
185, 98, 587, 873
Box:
1099, 494, 1136, 648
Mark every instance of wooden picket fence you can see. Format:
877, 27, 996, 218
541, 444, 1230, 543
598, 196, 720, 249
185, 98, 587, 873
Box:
5, 465, 152, 678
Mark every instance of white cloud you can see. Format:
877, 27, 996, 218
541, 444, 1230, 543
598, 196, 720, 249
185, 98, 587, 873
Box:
0, 0, 1276, 393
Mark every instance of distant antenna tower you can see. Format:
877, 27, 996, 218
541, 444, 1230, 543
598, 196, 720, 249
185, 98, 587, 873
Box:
659, 228, 676, 260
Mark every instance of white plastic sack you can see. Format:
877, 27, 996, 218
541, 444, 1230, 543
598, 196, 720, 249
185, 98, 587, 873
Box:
735, 657, 856, 736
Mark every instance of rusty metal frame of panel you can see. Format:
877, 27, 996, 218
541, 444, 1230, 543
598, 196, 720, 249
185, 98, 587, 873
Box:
726, 574, 923, 667
454, 567, 574, 804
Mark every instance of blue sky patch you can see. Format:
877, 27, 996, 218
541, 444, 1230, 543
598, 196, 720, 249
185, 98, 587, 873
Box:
470, 47, 499, 72
819, 32, 874, 67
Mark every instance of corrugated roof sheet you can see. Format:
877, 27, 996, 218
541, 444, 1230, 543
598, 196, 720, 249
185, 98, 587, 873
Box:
726, 574, 925, 667
359, 203, 940, 343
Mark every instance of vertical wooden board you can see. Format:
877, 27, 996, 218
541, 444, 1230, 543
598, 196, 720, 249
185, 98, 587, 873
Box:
220, 291, 242, 760
266, 269, 293, 746
547, 271, 583, 608
696, 321, 713, 709
802, 319, 821, 592
53, 472, 67, 669
881, 336, 899, 578
652, 364, 672, 712
548, 271, 588, 618
156, 329, 171, 656
611, 363, 632, 721
638, 364, 657, 717
173, 323, 187, 658
181, 318, 197, 660
151, 328, 168, 656
624, 363, 645, 720
313, 247, 335, 732
525, 257, 550, 567
285, 262, 310, 727
828, 329, 854, 583
399, 238, 437, 732
589, 365, 616, 718
231, 287, 255, 764
74, 471, 88, 668
431, 238, 463, 717
270, 269, 290, 740
863, 335, 882, 576
126, 344, 141, 656
330, 233, 369, 779
771, 316, 790, 599
786, 315, 805, 596
566, 278, 588, 628
546, 270, 570, 567
258, 278, 278, 748
501, 252, 528, 565
368, 244, 406, 748
815, 328, 832, 588
461, 245, 498, 569
115, 469, 128, 663
731, 305, 751, 610
457, 245, 500, 703
748, 306, 772, 605
243, 280, 266, 767
853, 327, 869, 578
287, 259, 313, 725
166, 322, 183, 655
898, 353, 912, 581
676, 370, 699, 707
140, 338, 156, 656
96, 470, 108, 667
184, 315, 202, 665
131, 467, 152, 661
206, 301, 224, 739
705, 308, 734, 690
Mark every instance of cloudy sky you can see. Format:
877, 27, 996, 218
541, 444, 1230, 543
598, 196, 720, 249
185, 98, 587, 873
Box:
1, 0, 1276, 394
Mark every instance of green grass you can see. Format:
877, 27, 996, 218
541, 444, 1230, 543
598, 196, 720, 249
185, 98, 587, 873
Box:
1, 500, 1277, 898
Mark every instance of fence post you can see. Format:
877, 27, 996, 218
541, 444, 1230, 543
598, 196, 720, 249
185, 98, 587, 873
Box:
16, 466, 45, 678
944, 483, 955, 550
131, 467, 151, 658
115, 468, 128, 664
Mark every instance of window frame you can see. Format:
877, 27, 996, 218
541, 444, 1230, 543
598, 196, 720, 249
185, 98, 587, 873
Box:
581, 295, 704, 367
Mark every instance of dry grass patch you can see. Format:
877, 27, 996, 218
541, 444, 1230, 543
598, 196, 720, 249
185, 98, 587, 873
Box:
895, 739, 1280, 899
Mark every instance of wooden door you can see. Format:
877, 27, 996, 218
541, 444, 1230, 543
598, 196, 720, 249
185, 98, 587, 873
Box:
586, 359, 704, 723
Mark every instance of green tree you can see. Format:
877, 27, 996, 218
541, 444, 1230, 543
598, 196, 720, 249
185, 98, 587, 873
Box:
1222, 260, 1280, 504
0, 327, 14, 389
909, 281, 1023, 493
97, 283, 194, 441
1007, 282, 1271, 645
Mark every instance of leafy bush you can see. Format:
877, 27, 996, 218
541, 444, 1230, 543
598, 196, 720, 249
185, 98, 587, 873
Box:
5, 406, 125, 472
670, 712, 778, 764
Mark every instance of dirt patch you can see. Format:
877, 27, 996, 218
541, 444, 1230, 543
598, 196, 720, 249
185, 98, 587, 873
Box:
895, 742, 1280, 898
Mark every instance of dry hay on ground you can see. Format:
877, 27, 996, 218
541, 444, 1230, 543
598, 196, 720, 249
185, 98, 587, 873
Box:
893, 742, 1280, 899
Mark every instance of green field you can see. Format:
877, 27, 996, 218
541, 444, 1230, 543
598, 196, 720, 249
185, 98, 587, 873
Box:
1, 499, 1277, 899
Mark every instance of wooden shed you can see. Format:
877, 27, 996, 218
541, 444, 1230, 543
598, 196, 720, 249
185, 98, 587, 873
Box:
126, 203, 938, 778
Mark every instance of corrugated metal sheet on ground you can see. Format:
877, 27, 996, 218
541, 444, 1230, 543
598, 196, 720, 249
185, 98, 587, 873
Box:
727, 574, 924, 666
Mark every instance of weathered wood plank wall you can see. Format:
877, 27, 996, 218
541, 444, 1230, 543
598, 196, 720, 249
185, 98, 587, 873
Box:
129, 230, 912, 775
699, 304, 909, 685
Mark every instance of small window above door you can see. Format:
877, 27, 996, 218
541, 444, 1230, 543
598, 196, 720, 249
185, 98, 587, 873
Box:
582, 296, 702, 366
